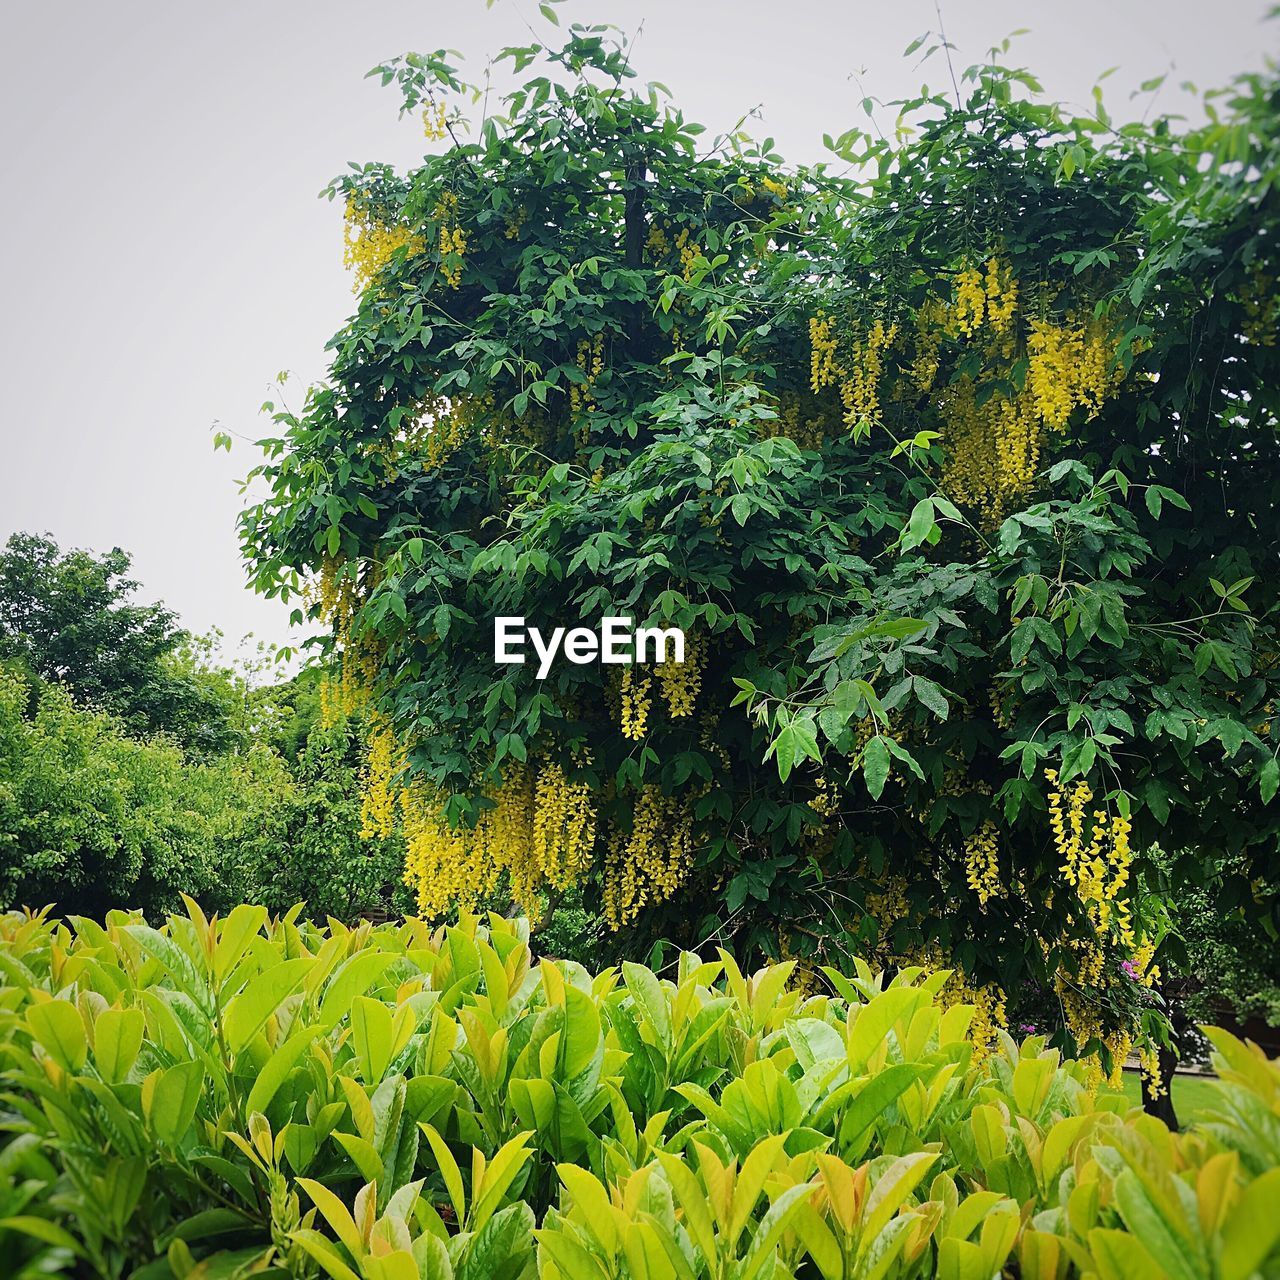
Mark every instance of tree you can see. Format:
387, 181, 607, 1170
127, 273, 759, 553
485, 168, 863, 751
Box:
0, 532, 238, 757
239, 18, 1279, 1084
244, 714, 412, 922
0, 661, 291, 917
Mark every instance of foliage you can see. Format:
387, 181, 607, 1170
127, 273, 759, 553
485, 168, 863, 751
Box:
1, 904, 1278, 1279
1163, 851, 1280, 1029
0, 655, 414, 923
0, 662, 292, 918
0, 534, 238, 759
236, 17, 1280, 1072
247, 715, 414, 923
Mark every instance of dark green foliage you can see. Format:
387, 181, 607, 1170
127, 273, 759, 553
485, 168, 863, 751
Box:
248, 715, 413, 922
0, 533, 236, 759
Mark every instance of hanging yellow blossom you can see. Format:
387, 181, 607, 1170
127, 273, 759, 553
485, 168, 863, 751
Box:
1044, 767, 1156, 1090
963, 820, 1001, 906
313, 555, 384, 727
569, 333, 604, 420
951, 263, 987, 337
620, 668, 652, 740
433, 191, 466, 288
422, 99, 449, 142
837, 319, 898, 427
809, 313, 838, 393
674, 227, 701, 281
602, 786, 695, 928
359, 713, 401, 839
531, 761, 597, 890
400, 758, 597, 921
342, 195, 426, 295
656, 632, 705, 718
984, 256, 1018, 334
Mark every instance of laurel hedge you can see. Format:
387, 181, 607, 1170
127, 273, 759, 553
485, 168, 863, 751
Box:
1, 904, 1277, 1279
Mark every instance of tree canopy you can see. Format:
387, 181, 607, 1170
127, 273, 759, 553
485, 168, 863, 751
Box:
0, 533, 238, 758
240, 19, 1280, 1082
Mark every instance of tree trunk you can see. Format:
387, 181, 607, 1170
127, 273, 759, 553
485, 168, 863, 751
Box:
1141, 1042, 1180, 1129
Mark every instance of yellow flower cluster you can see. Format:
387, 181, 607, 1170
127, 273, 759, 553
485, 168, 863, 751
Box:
950, 258, 1019, 341
1052, 934, 1160, 1093
620, 668, 652, 740
760, 175, 789, 201
1043, 768, 1160, 1089
422, 99, 448, 142
401, 783, 497, 918
1026, 314, 1123, 429
763, 396, 827, 450
504, 206, 526, 240
433, 191, 466, 288
984, 257, 1018, 333
1045, 770, 1133, 940
952, 264, 987, 338
674, 227, 701, 281
909, 299, 948, 392
531, 760, 597, 890
342, 195, 426, 295
953, 975, 1007, 1064
906, 258, 1124, 519
400, 759, 598, 920
936, 377, 1030, 518
656, 633, 705, 718
809, 314, 838, 393
810, 774, 836, 819
799, 257, 1131, 520
938, 317, 1122, 520
807, 312, 897, 427
645, 220, 670, 261
864, 875, 910, 938
359, 713, 401, 839
602, 786, 694, 928
838, 320, 898, 427
314, 557, 383, 728
569, 333, 604, 418
963, 820, 1001, 906
988, 683, 1016, 731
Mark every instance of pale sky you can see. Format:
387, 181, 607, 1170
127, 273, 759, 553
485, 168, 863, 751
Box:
1, 0, 1275, 663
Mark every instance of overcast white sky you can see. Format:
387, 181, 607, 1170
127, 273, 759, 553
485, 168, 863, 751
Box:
1, 0, 1275, 661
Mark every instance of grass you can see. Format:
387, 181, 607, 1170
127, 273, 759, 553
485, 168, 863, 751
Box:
1112, 1070, 1221, 1119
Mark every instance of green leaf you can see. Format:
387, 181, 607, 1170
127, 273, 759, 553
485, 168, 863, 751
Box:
27, 1000, 87, 1073
622, 961, 671, 1050
142, 1059, 205, 1145
224, 957, 312, 1053
245, 1027, 321, 1117
94, 1007, 145, 1084
913, 676, 949, 721
1221, 1168, 1280, 1280
1260, 757, 1279, 805
863, 736, 890, 799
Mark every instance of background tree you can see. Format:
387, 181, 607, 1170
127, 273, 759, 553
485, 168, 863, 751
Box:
0, 660, 286, 915
0, 532, 237, 758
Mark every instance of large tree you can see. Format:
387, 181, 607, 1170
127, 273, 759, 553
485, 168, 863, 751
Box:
0, 533, 236, 757
240, 20, 1280, 1082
